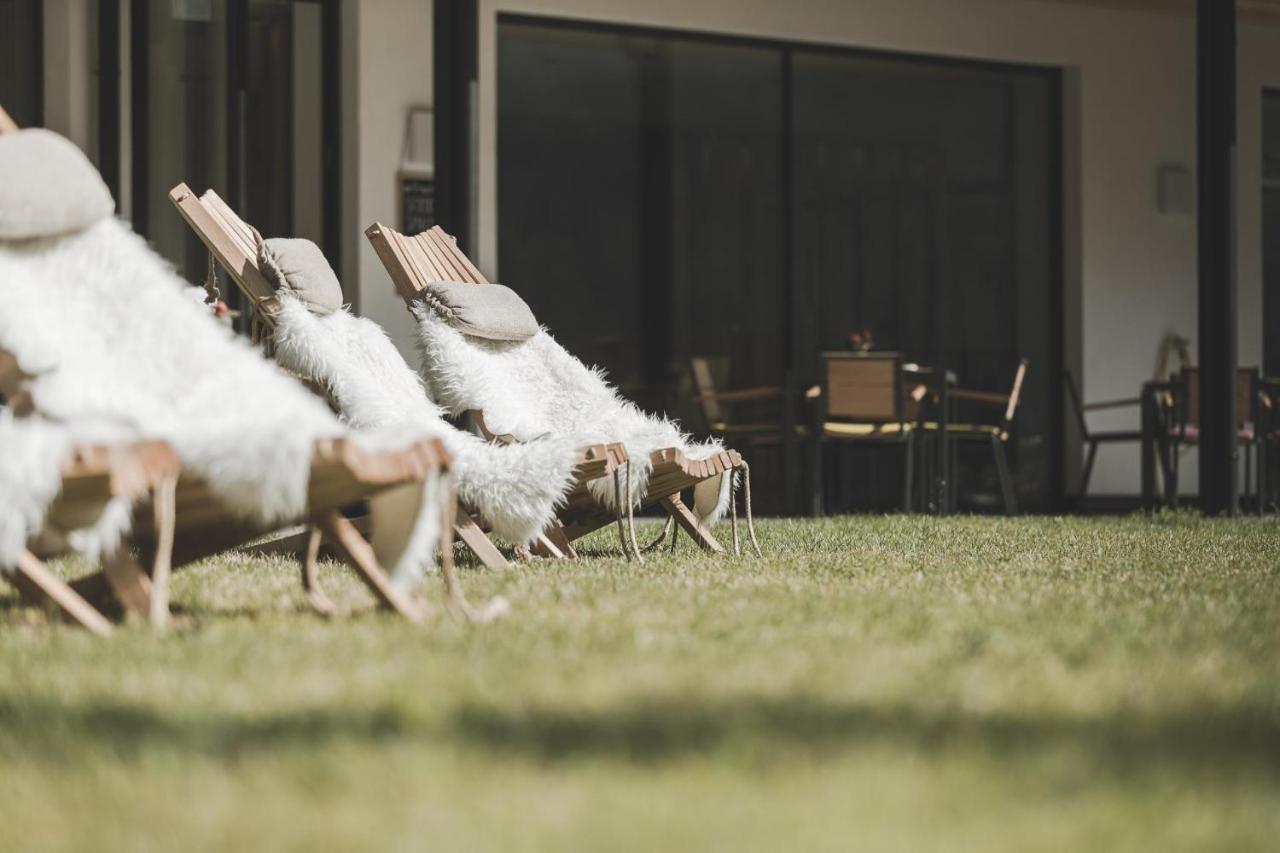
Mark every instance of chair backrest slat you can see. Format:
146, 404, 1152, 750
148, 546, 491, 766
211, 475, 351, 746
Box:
167, 183, 280, 323
415, 232, 454, 281
689, 357, 722, 425
823, 353, 903, 423
366, 222, 493, 308
399, 231, 439, 289
419, 231, 461, 281
430, 226, 487, 283
203, 190, 257, 254
1004, 358, 1030, 427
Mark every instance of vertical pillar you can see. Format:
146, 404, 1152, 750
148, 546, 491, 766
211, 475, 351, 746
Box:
1197, 0, 1237, 515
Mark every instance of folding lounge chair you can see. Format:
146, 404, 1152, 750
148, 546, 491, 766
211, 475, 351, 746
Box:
169, 183, 632, 562
366, 223, 758, 556
0, 118, 458, 625
2, 350, 181, 635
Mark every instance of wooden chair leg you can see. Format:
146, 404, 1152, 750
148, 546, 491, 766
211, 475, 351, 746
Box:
11, 550, 113, 637
317, 511, 425, 621
147, 474, 178, 629
101, 549, 153, 621
659, 492, 725, 554
991, 434, 1018, 516
537, 523, 577, 559
300, 525, 336, 616
453, 502, 508, 570
531, 531, 571, 560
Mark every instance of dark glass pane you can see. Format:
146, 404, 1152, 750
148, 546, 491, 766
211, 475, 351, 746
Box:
140, 0, 326, 287
245, 0, 324, 245
792, 51, 1058, 510
498, 18, 1060, 512
143, 0, 229, 283
1264, 91, 1280, 377
0, 0, 42, 127
498, 22, 782, 414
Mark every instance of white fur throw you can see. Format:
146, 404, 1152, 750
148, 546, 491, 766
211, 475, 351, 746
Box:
411, 309, 733, 523
0, 414, 136, 569
272, 298, 579, 546
0, 218, 445, 590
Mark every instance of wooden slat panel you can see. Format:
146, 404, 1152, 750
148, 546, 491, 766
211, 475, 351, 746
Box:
203, 189, 256, 247
366, 223, 426, 300
168, 183, 281, 322
425, 231, 470, 282
203, 195, 258, 261
412, 231, 451, 285
418, 233, 462, 282
396, 231, 437, 291
431, 226, 487, 283
827, 359, 897, 420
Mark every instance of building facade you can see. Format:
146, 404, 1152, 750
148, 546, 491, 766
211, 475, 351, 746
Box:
6, 0, 1280, 508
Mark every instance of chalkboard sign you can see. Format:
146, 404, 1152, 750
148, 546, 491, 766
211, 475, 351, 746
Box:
400, 176, 435, 236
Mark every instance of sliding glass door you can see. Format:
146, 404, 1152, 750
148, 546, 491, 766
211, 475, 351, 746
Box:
131, 0, 337, 294
498, 16, 1062, 511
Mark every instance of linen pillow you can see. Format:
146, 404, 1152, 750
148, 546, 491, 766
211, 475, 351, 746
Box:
258, 237, 344, 316
415, 281, 539, 342
0, 128, 115, 240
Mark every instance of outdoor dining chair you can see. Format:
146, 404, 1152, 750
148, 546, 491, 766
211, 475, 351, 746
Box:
1163, 366, 1262, 508
813, 351, 919, 514
923, 358, 1029, 515
1063, 371, 1144, 497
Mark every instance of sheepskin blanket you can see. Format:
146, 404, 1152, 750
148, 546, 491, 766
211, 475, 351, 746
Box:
272, 298, 579, 546
0, 413, 137, 567
411, 310, 733, 523
0, 218, 444, 590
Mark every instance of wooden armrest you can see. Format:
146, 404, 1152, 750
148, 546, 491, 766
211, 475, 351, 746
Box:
701, 385, 784, 403
1083, 397, 1141, 411
949, 389, 1009, 406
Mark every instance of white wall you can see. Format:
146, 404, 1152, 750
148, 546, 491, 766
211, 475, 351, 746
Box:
465, 0, 1280, 496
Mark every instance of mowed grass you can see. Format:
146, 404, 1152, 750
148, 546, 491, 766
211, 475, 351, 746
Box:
1, 514, 1278, 852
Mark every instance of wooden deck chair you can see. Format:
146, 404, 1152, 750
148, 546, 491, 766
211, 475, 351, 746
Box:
5, 344, 453, 625
169, 182, 504, 567
0, 115, 457, 625
66, 435, 456, 622
366, 222, 755, 556
169, 183, 618, 563
2, 348, 181, 635
168, 182, 618, 563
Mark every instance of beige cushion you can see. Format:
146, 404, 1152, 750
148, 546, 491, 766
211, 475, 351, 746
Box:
258, 237, 344, 316
0, 128, 115, 240
416, 281, 539, 342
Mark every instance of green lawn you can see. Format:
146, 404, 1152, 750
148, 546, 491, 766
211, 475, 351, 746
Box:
2, 514, 1278, 852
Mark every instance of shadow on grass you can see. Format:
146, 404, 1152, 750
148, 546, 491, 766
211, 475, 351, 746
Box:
1, 694, 1277, 778
449, 697, 1280, 775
